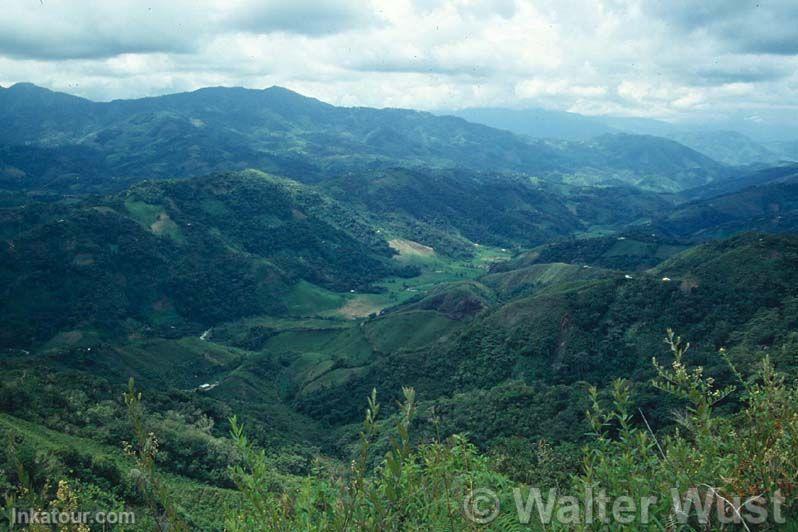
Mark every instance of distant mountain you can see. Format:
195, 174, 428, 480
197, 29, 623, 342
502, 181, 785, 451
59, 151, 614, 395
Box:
767, 140, 798, 161
599, 115, 680, 137
0, 83, 729, 193
0, 83, 549, 181
449, 104, 791, 166
446, 107, 617, 141
553, 133, 729, 191
682, 162, 798, 200
665, 130, 784, 166
598, 117, 798, 163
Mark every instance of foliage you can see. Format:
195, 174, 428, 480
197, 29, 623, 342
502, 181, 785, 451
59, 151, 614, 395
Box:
122, 379, 189, 531
225, 387, 514, 531
578, 330, 798, 529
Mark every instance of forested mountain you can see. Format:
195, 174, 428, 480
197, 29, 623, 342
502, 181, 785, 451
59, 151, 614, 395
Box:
0, 171, 415, 346
658, 180, 798, 239
666, 130, 784, 166
682, 161, 798, 199
0, 168, 676, 348
294, 233, 798, 426
1, 83, 730, 193
452, 104, 797, 166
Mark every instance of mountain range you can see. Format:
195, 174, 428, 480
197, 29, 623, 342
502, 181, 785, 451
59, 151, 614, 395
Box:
448, 106, 798, 166
1, 82, 734, 194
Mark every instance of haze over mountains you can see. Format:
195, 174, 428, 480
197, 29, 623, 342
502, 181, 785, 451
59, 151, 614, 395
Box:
448, 106, 798, 165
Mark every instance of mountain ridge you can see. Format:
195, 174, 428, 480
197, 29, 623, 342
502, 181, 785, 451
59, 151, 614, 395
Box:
0, 82, 731, 193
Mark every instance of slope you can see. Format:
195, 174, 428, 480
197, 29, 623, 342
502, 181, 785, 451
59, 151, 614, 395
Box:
0, 170, 414, 347
0, 83, 729, 193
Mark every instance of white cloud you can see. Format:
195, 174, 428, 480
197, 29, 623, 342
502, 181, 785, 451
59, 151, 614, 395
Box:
0, 0, 795, 126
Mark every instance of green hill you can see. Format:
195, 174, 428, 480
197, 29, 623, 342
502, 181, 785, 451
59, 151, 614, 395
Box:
293, 233, 798, 438
0, 83, 729, 194
0, 171, 415, 347
492, 233, 689, 272
659, 180, 798, 239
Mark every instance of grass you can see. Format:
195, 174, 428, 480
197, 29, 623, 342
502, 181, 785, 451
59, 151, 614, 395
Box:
364, 310, 459, 353
270, 244, 510, 321
330, 244, 512, 319
123, 198, 184, 243
283, 280, 346, 316
388, 238, 435, 258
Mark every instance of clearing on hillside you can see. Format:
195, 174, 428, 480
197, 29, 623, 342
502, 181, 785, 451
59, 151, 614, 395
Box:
389, 238, 435, 257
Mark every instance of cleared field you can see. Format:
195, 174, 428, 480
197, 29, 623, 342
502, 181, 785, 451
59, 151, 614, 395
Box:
124, 198, 184, 242
389, 238, 435, 257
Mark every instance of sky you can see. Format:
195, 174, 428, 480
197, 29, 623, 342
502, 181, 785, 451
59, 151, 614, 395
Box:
1, 0, 797, 129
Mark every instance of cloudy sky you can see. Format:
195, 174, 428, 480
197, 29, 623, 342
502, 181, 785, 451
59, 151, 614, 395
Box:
1, 0, 797, 127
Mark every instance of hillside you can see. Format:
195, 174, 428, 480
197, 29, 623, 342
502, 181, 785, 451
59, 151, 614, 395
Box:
3, 209, 798, 527
490, 233, 689, 272
0, 171, 416, 347
551, 133, 729, 191
658, 179, 798, 239
292, 233, 798, 435
681, 161, 798, 200
0, 83, 730, 193
322, 169, 585, 254
666, 130, 784, 166
0, 161, 687, 352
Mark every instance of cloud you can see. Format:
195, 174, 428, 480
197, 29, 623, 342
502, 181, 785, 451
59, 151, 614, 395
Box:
0, 0, 380, 61
224, 0, 382, 36
644, 0, 798, 56
0, 0, 795, 130
0, 1, 210, 60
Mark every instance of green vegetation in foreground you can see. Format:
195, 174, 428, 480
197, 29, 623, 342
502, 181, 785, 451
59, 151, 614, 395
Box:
4, 337, 796, 530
